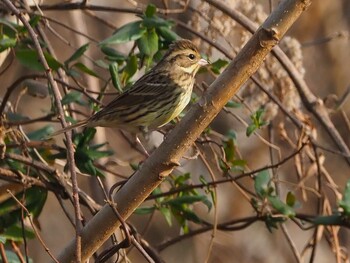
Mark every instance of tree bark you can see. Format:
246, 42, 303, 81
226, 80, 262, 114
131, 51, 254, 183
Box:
56, 0, 312, 261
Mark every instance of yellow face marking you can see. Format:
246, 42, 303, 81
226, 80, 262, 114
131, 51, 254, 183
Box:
178, 63, 199, 74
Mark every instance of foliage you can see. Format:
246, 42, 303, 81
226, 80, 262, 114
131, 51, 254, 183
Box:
253, 170, 295, 231
0, 1, 348, 263
0, 4, 186, 254
246, 108, 268, 137
136, 173, 213, 232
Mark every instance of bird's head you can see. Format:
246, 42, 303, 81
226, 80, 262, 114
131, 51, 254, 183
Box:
161, 39, 209, 77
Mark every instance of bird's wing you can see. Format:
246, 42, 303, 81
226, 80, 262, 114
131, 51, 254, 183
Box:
90, 70, 173, 120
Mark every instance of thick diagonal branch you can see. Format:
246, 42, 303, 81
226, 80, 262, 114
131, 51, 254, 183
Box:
56, 0, 311, 262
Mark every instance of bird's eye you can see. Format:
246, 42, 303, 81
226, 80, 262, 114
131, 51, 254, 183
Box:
188, 54, 196, 60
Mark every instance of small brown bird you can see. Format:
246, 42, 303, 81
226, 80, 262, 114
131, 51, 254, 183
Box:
51, 39, 208, 137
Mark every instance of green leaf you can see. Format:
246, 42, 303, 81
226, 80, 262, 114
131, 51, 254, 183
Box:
23, 79, 49, 98
0, 250, 33, 263
134, 206, 155, 215
165, 188, 212, 213
176, 208, 202, 224
268, 196, 295, 217
66, 68, 81, 78
225, 100, 241, 108
202, 196, 213, 211
49, 151, 66, 160
0, 36, 17, 51
129, 162, 139, 171
254, 170, 271, 198
89, 143, 109, 151
174, 173, 191, 186
339, 179, 350, 216
94, 59, 109, 69
27, 125, 54, 140
47, 51, 65, 68
255, 108, 265, 122
219, 159, 229, 172
286, 191, 296, 207
75, 128, 96, 146
24, 188, 48, 218
163, 195, 209, 207
145, 4, 157, 18
65, 115, 78, 125
246, 124, 257, 137
0, 187, 47, 229
6, 159, 25, 173
226, 130, 237, 140
223, 138, 235, 163
159, 206, 172, 226
137, 28, 159, 57
199, 175, 208, 186
1, 224, 35, 242
75, 152, 97, 176
72, 62, 100, 78
65, 43, 89, 65
252, 108, 267, 127
100, 46, 126, 59
231, 159, 247, 168
142, 16, 174, 29
199, 175, 216, 205
151, 187, 165, 202
84, 148, 113, 160
29, 15, 41, 28
61, 91, 84, 106
74, 136, 109, 177
210, 59, 229, 74
264, 214, 284, 233
6, 112, 30, 122
312, 214, 344, 226
122, 55, 138, 83
0, 18, 20, 32
15, 49, 62, 71
109, 62, 123, 93
100, 21, 146, 45
100, 46, 127, 62
211, 58, 229, 69
247, 108, 268, 137
157, 26, 179, 41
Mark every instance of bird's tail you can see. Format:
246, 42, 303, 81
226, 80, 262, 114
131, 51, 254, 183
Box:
49, 119, 89, 137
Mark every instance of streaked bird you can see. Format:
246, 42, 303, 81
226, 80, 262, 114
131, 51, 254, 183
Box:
51, 39, 208, 138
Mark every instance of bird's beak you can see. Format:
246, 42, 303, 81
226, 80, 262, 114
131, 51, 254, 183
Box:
198, 58, 209, 66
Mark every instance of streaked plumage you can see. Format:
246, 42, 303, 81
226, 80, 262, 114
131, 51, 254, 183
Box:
51, 39, 208, 136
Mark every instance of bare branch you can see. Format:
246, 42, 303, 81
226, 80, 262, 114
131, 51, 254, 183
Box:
54, 1, 312, 261
1, 1, 83, 260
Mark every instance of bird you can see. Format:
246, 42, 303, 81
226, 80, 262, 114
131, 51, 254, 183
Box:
50, 39, 208, 138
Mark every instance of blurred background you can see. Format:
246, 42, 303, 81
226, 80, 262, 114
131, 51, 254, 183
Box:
0, 0, 349, 262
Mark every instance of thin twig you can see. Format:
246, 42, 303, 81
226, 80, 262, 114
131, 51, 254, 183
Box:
29, 3, 142, 14
2, 2, 83, 261
196, 146, 218, 263
41, 15, 99, 43
0, 74, 41, 116
10, 241, 25, 263
19, 189, 29, 263
7, 190, 60, 263
6, 113, 57, 126
203, 0, 350, 165
157, 216, 259, 251
309, 144, 323, 263
148, 141, 309, 200
0, 242, 8, 263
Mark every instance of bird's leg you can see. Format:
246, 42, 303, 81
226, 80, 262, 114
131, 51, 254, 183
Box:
134, 126, 151, 157
135, 135, 149, 157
